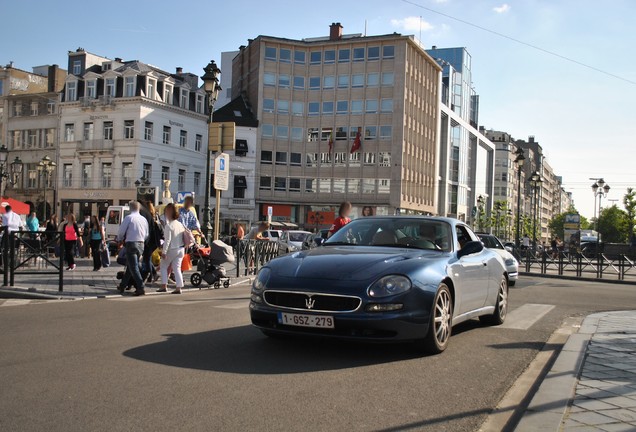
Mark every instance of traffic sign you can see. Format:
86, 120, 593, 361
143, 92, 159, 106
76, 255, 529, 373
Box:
213, 153, 230, 191
267, 206, 273, 223
176, 191, 195, 204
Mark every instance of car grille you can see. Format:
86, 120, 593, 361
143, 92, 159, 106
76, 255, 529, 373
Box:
263, 291, 361, 313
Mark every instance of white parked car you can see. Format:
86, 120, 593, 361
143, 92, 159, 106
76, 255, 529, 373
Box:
261, 230, 283, 241
477, 234, 519, 286
278, 230, 312, 254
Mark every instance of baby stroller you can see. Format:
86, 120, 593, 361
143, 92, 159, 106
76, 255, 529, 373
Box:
190, 240, 235, 289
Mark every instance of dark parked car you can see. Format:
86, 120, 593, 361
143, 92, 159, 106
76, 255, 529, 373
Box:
250, 217, 509, 354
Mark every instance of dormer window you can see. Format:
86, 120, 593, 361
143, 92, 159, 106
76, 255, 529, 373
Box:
105, 78, 116, 97
164, 84, 173, 105
180, 89, 189, 109
86, 80, 97, 99
195, 94, 204, 114
66, 81, 77, 101
147, 78, 156, 100
124, 76, 135, 97
72, 60, 81, 75
102, 62, 112, 72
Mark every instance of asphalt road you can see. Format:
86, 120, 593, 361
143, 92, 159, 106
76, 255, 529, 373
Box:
1, 277, 635, 432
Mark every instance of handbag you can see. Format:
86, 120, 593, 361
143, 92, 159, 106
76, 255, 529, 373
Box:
151, 248, 162, 266
101, 246, 111, 267
181, 253, 193, 271
116, 247, 127, 266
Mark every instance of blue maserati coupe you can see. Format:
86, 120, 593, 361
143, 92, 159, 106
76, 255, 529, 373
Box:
249, 216, 509, 353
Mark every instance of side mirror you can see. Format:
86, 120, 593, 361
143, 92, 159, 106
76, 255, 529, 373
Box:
314, 237, 325, 247
458, 240, 484, 259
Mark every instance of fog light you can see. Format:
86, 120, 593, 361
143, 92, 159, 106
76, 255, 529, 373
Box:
250, 294, 262, 304
365, 303, 403, 312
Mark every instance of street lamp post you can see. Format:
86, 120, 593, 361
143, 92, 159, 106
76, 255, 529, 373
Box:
494, 202, 503, 238
529, 171, 543, 249
37, 155, 56, 220
476, 195, 485, 232
507, 208, 513, 241
200, 60, 222, 245
514, 148, 526, 248
591, 178, 610, 263
0, 145, 24, 197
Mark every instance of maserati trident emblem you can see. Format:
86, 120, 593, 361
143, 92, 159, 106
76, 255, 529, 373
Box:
305, 296, 316, 309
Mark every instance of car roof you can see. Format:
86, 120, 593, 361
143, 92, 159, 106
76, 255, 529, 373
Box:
352, 215, 463, 226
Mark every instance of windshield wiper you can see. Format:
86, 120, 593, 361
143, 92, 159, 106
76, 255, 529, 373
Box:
374, 243, 443, 251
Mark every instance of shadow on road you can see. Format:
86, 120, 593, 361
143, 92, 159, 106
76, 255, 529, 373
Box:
123, 325, 431, 374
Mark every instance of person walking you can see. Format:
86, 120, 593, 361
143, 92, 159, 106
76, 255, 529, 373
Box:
140, 201, 161, 283
89, 216, 105, 271
246, 222, 270, 240
117, 201, 149, 296
328, 201, 352, 238
81, 215, 91, 258
158, 204, 186, 294
2, 205, 24, 233
26, 212, 39, 234
45, 214, 58, 243
178, 196, 201, 232
61, 213, 81, 270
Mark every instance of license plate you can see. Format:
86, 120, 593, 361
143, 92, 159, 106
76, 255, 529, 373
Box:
277, 312, 335, 329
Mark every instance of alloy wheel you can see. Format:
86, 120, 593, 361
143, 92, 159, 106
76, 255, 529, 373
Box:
497, 280, 508, 320
434, 289, 452, 345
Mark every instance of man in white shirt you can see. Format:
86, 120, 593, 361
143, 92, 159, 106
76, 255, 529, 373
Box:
2, 205, 24, 233
117, 201, 149, 296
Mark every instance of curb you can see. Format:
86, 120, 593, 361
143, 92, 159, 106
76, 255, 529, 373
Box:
519, 272, 636, 286
0, 277, 254, 301
512, 312, 609, 431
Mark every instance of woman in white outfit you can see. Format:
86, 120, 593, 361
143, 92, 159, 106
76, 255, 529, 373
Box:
158, 203, 186, 294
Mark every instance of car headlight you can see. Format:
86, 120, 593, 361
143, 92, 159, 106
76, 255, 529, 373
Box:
368, 275, 412, 298
505, 258, 517, 266
252, 268, 271, 291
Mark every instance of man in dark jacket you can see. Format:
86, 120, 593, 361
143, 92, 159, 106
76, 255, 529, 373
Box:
140, 201, 162, 283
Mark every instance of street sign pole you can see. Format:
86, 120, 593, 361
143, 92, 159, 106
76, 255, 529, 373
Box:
213, 153, 230, 241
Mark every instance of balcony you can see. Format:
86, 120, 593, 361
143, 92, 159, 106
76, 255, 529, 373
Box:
78, 139, 114, 153
229, 198, 253, 208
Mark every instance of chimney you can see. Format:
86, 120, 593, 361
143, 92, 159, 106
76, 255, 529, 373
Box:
114, 57, 122, 63
329, 22, 343, 41
432, 45, 437, 49
47, 65, 59, 92
528, 135, 535, 143
176, 67, 183, 75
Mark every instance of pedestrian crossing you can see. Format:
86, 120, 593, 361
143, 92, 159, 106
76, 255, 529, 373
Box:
500, 303, 555, 330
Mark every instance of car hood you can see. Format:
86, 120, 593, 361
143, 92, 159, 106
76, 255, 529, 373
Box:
490, 249, 515, 262
267, 245, 445, 281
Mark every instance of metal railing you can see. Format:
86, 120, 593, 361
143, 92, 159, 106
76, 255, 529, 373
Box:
235, 240, 280, 277
515, 248, 636, 282
0, 228, 65, 291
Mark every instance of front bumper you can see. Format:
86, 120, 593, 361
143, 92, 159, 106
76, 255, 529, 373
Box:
249, 301, 430, 342
507, 265, 519, 281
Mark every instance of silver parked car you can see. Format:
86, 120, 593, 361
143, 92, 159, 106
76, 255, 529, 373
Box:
477, 234, 519, 286
278, 230, 313, 254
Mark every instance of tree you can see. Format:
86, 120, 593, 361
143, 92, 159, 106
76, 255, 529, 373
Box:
596, 205, 628, 243
548, 206, 589, 239
623, 188, 636, 238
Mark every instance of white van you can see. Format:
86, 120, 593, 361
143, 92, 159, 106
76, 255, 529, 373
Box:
105, 205, 130, 240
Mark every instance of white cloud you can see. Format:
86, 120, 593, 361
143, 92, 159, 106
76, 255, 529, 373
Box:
493, 3, 511, 13
390, 16, 434, 32
434, 0, 449, 3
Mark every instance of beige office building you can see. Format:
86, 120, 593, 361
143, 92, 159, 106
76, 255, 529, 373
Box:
228, 23, 441, 227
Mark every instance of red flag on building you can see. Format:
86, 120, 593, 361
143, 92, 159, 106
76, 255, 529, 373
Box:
350, 127, 362, 153
328, 131, 334, 154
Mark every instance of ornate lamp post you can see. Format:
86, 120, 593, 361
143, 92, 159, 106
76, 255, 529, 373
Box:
37, 155, 56, 220
514, 148, 525, 248
507, 208, 513, 241
200, 60, 222, 244
0, 145, 24, 197
476, 195, 485, 232
529, 171, 543, 249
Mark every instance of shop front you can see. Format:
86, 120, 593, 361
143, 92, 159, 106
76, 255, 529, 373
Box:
60, 189, 135, 220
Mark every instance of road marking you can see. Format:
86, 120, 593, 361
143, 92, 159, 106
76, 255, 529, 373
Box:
213, 301, 250, 309
500, 303, 555, 330
0, 299, 32, 307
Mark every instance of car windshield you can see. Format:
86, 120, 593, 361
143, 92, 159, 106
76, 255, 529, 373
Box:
478, 235, 504, 249
288, 232, 309, 242
325, 218, 453, 252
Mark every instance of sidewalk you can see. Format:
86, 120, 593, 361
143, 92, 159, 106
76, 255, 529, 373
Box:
516, 311, 636, 431
0, 256, 250, 299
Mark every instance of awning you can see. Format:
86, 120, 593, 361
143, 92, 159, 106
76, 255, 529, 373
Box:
269, 221, 284, 227
234, 175, 247, 189
281, 222, 298, 228
235, 139, 248, 153
0, 197, 30, 215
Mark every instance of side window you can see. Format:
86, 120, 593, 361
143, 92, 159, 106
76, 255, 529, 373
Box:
456, 225, 474, 249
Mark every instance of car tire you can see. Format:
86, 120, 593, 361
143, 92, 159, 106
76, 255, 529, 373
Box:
417, 283, 453, 354
509, 280, 516, 287
480, 276, 508, 325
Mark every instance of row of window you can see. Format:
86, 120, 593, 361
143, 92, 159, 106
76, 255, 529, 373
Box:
259, 176, 391, 194
263, 98, 393, 116
10, 101, 56, 117
8, 128, 56, 150
264, 45, 395, 64
262, 124, 393, 141
62, 162, 202, 192
22, 163, 54, 189
263, 71, 394, 90
261, 151, 391, 167
63, 121, 203, 151
66, 77, 205, 113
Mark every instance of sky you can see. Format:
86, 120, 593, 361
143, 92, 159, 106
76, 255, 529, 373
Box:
3, 0, 635, 219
